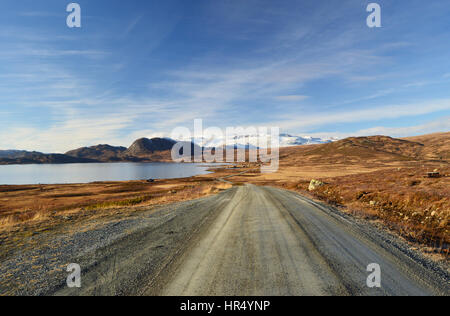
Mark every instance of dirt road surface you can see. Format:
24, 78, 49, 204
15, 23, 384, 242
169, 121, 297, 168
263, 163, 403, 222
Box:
1, 185, 448, 296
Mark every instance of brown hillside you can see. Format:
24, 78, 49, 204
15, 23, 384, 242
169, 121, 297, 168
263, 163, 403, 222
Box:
66, 144, 127, 162
279, 135, 426, 166
124, 138, 176, 157
403, 132, 450, 161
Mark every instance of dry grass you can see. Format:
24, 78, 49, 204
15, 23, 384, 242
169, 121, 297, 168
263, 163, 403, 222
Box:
403, 132, 450, 161
0, 179, 233, 262
0, 177, 231, 232
286, 166, 449, 253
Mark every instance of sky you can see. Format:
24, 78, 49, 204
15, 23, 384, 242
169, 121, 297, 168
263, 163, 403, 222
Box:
0, 0, 449, 153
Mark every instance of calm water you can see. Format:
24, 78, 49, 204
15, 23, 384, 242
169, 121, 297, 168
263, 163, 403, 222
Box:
0, 162, 212, 185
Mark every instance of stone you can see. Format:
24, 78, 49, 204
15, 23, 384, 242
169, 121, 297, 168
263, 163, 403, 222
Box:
308, 179, 324, 191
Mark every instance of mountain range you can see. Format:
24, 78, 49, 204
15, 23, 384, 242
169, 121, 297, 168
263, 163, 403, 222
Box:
0, 134, 335, 165
182, 133, 335, 149
0, 138, 175, 165
0, 151, 96, 165
2, 132, 447, 165
279, 134, 337, 146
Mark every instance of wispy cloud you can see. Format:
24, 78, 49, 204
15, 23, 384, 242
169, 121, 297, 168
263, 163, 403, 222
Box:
19, 11, 63, 18
293, 117, 450, 140
0, 48, 107, 59
122, 15, 144, 37
275, 95, 309, 102
276, 99, 450, 130
355, 117, 450, 138
0, 114, 138, 153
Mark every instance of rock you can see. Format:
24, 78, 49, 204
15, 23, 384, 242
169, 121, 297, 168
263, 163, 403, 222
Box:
431, 211, 438, 217
308, 179, 324, 191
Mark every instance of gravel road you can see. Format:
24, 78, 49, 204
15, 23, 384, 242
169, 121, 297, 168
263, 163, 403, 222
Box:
1, 185, 448, 296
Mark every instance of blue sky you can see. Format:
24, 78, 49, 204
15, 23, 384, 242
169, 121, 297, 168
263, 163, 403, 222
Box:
0, 0, 449, 152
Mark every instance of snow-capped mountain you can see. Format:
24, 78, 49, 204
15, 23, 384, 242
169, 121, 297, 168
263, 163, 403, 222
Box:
279, 133, 338, 147
185, 133, 337, 149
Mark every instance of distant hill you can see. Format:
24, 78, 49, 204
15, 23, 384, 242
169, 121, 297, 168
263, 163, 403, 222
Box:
0, 137, 193, 165
66, 144, 127, 162
402, 132, 450, 161
0, 150, 31, 159
279, 133, 449, 165
0, 151, 96, 165
123, 138, 204, 161
124, 138, 177, 157
321, 136, 425, 160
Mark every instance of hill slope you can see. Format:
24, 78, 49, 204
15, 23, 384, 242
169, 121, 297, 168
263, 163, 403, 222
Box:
0, 150, 30, 159
279, 135, 426, 165
0, 152, 96, 165
66, 145, 127, 162
279, 133, 450, 166
402, 132, 450, 161
124, 138, 177, 157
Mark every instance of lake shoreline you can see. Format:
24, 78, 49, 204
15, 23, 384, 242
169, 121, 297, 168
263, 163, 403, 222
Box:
0, 162, 229, 185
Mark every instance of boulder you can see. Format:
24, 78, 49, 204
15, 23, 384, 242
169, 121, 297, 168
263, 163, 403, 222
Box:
308, 179, 324, 191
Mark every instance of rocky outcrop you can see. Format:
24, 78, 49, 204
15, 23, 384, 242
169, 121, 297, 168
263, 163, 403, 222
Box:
308, 179, 324, 191
124, 138, 177, 157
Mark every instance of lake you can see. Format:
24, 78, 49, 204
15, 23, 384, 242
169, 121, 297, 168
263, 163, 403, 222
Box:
0, 162, 213, 185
